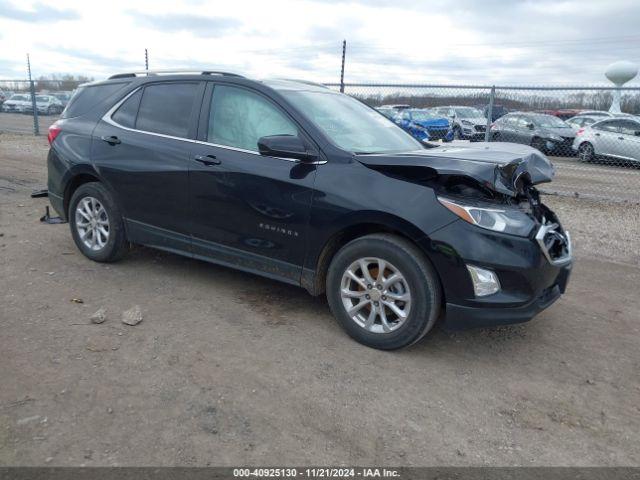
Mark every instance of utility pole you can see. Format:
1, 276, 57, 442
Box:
145, 48, 149, 72
27, 54, 39, 136
484, 85, 495, 142
340, 40, 346, 93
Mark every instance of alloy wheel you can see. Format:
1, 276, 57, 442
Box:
340, 257, 412, 334
75, 196, 110, 251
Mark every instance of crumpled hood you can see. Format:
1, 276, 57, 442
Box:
355, 142, 555, 196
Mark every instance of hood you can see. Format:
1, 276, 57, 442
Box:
460, 117, 486, 125
355, 142, 555, 197
414, 118, 450, 129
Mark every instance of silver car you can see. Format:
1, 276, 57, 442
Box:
572, 117, 640, 164
565, 115, 600, 131
431, 106, 487, 141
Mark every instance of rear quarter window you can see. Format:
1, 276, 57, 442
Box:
62, 82, 129, 118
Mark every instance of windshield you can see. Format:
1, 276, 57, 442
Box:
282, 91, 423, 153
411, 111, 442, 121
455, 107, 483, 118
36, 95, 50, 102
10, 95, 27, 101
532, 115, 570, 128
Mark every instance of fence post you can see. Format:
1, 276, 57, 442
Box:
26, 54, 39, 136
340, 40, 346, 93
484, 86, 495, 142
145, 48, 149, 72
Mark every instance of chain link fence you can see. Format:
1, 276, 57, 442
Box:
1, 78, 639, 202
327, 83, 640, 203
0, 79, 84, 135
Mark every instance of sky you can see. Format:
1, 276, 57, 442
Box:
1, 0, 640, 85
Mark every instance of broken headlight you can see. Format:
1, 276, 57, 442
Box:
438, 197, 535, 237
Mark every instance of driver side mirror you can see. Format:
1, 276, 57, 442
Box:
527, 123, 535, 130
257, 135, 318, 162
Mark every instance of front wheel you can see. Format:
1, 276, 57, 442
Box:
531, 137, 547, 153
453, 127, 463, 140
69, 182, 128, 262
326, 234, 442, 350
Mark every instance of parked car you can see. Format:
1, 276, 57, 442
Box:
572, 117, 640, 165
0, 89, 7, 105
430, 106, 487, 140
490, 112, 575, 155
478, 104, 508, 122
394, 108, 453, 142
24, 95, 64, 115
1, 93, 31, 113
565, 115, 600, 131
375, 104, 411, 120
536, 109, 584, 120
46, 71, 571, 350
51, 91, 73, 108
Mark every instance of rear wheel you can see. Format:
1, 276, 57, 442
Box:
69, 183, 127, 262
326, 233, 441, 350
577, 142, 594, 163
492, 132, 501, 142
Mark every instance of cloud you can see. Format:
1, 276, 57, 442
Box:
130, 11, 242, 38
0, 0, 79, 23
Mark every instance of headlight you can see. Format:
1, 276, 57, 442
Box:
461, 120, 473, 126
548, 134, 563, 142
438, 197, 535, 237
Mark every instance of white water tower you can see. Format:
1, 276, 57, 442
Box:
605, 61, 638, 113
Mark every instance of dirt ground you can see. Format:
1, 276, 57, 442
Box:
1, 133, 639, 467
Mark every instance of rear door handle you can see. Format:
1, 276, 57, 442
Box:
194, 154, 221, 166
101, 135, 121, 145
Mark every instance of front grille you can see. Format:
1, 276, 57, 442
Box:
426, 128, 449, 140
535, 221, 571, 265
474, 124, 486, 132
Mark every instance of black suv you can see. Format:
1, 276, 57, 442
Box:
47, 71, 572, 350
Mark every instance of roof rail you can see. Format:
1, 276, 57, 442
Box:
272, 78, 329, 89
108, 70, 245, 80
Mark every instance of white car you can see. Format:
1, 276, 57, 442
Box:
2, 93, 32, 113
25, 95, 64, 115
572, 117, 640, 164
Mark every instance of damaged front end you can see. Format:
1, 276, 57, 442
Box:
356, 142, 571, 265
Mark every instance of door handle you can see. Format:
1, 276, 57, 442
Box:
101, 135, 121, 145
618, 137, 624, 140
194, 154, 221, 166
594, 133, 600, 136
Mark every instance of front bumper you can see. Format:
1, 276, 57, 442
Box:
421, 218, 572, 330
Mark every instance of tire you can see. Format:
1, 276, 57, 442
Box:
47, 106, 53, 115
326, 233, 442, 350
492, 132, 501, 142
68, 182, 127, 262
453, 127, 463, 140
577, 142, 594, 163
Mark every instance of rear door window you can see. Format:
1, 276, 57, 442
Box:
136, 83, 199, 138
618, 120, 640, 136
207, 85, 298, 152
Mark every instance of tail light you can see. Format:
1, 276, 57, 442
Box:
48, 122, 61, 145
490, 122, 496, 130
576, 128, 584, 136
